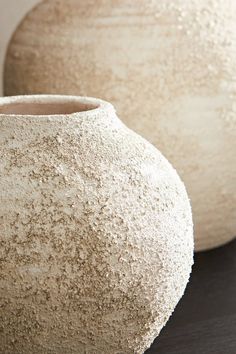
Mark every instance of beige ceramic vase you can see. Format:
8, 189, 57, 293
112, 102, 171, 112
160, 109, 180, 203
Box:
0, 95, 193, 354
4, 0, 236, 251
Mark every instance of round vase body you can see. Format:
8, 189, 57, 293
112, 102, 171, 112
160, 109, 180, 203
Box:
4, 0, 236, 251
0, 95, 193, 354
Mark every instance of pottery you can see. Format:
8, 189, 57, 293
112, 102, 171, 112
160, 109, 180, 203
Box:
0, 95, 193, 354
4, 0, 236, 251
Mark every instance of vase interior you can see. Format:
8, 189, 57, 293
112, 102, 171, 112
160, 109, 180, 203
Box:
0, 97, 99, 116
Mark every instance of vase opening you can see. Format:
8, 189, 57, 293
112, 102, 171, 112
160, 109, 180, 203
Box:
0, 96, 100, 116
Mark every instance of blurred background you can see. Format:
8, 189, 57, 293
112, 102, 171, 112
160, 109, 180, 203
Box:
0, 0, 38, 94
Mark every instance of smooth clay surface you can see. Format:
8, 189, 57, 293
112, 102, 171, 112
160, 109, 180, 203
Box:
4, 0, 236, 251
0, 95, 193, 354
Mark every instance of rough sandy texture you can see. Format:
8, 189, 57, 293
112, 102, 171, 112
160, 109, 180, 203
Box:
4, 0, 236, 251
0, 95, 193, 354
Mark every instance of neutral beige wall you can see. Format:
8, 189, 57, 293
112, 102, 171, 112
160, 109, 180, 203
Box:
0, 0, 39, 95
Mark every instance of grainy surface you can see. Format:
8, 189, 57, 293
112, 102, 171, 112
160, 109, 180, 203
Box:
4, 0, 236, 252
146, 239, 236, 354
0, 95, 193, 354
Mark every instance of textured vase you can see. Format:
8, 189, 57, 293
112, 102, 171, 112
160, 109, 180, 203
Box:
4, 0, 236, 251
0, 95, 193, 354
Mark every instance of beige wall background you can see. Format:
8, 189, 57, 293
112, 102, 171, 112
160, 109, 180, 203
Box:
0, 0, 39, 95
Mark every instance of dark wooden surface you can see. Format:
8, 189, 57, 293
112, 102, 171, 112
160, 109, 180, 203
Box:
146, 239, 236, 354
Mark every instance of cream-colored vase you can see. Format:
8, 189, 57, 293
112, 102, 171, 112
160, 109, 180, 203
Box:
4, 0, 236, 251
0, 95, 193, 354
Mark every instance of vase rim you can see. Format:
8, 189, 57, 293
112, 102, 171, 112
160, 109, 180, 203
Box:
0, 94, 114, 118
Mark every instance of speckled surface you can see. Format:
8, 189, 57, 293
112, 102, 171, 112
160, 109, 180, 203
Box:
0, 95, 193, 354
4, 0, 236, 251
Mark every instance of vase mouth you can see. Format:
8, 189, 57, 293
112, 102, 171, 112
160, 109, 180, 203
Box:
0, 95, 113, 117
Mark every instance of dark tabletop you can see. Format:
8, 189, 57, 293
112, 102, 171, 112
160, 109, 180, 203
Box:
146, 239, 236, 354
